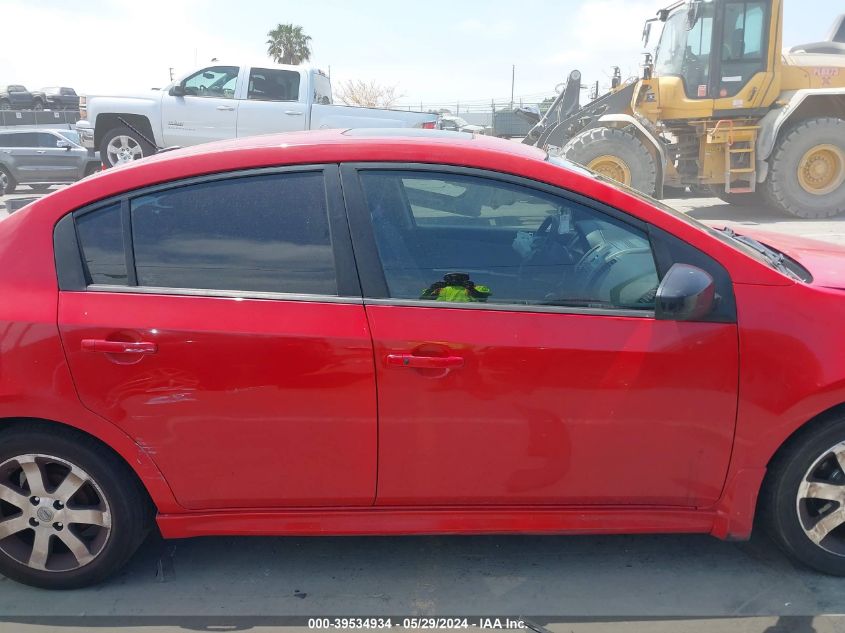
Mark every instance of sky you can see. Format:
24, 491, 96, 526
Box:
1, 0, 841, 110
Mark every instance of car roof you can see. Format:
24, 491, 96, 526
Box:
141, 128, 545, 166
0, 128, 60, 134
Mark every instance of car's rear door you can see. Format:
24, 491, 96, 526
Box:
4, 132, 48, 183
236, 67, 308, 137
342, 164, 739, 508
56, 165, 377, 510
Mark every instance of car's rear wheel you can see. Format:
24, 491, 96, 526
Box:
100, 126, 156, 168
0, 426, 152, 589
764, 415, 845, 575
0, 167, 16, 194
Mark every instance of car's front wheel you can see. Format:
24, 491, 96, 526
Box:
764, 415, 845, 575
0, 425, 152, 589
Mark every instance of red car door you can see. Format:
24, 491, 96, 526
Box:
344, 166, 739, 507
57, 167, 377, 510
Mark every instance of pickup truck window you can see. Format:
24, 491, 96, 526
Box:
247, 68, 300, 102
313, 73, 332, 105
183, 66, 238, 99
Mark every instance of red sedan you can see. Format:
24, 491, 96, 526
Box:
1, 129, 845, 588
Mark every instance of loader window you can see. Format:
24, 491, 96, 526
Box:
654, 4, 715, 99
718, 1, 768, 98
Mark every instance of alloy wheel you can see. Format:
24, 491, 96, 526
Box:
0, 454, 112, 572
0, 171, 7, 193
106, 135, 144, 166
796, 440, 845, 555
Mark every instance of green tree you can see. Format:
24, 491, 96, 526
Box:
266, 24, 312, 65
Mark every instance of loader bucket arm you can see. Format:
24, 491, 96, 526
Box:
525, 81, 639, 150
522, 70, 583, 145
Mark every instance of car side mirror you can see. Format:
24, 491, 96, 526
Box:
655, 263, 716, 321
169, 84, 186, 97
56, 139, 72, 150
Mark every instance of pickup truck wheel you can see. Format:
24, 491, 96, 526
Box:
32, 100, 44, 112
763, 415, 845, 575
0, 100, 10, 112
0, 168, 17, 194
100, 126, 156, 168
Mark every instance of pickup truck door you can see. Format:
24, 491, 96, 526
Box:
160, 65, 241, 147
236, 66, 309, 137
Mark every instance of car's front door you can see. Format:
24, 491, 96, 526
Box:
343, 166, 739, 507
57, 166, 377, 510
161, 65, 240, 147
33, 132, 79, 181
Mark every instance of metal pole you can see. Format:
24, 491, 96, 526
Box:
511, 65, 515, 109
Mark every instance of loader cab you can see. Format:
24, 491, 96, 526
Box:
646, 0, 776, 119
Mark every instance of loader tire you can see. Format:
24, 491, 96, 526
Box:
563, 127, 657, 196
763, 117, 845, 219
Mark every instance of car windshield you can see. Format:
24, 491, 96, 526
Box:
654, 2, 716, 96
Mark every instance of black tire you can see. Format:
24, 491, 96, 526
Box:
99, 125, 156, 168
0, 99, 10, 112
763, 415, 845, 575
32, 99, 44, 112
0, 167, 17, 194
0, 424, 153, 589
764, 117, 845, 219
563, 127, 658, 196
28, 184, 52, 193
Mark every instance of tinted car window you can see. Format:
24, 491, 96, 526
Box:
247, 68, 300, 101
130, 172, 336, 295
76, 204, 128, 285
0, 134, 20, 148
6, 133, 39, 148
359, 171, 659, 310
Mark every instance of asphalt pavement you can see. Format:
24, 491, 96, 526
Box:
1, 187, 845, 631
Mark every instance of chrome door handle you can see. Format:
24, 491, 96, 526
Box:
386, 354, 464, 370
36, 150, 46, 154
284, 110, 304, 116
216, 105, 235, 111
81, 339, 158, 354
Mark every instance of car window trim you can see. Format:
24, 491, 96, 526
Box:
56, 164, 361, 298
84, 285, 365, 305
340, 162, 656, 314
364, 298, 655, 319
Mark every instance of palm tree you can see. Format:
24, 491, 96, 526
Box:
266, 24, 312, 65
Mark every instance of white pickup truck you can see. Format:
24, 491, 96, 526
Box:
77, 63, 438, 167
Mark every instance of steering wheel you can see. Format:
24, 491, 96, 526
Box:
516, 213, 580, 300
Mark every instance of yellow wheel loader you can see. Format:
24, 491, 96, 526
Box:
523, 1, 845, 218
